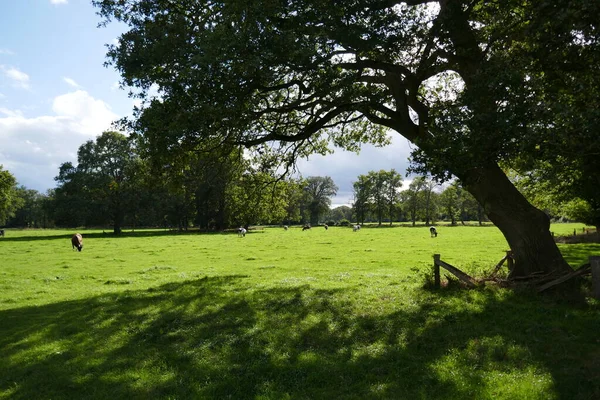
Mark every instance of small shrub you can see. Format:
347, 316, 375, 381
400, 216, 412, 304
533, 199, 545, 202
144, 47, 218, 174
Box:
338, 219, 350, 226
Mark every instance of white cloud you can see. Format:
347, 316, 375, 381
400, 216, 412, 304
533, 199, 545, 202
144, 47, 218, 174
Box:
52, 90, 118, 135
63, 77, 82, 89
0, 108, 24, 118
50, 0, 68, 4
0, 65, 31, 90
0, 91, 119, 191
0, 49, 14, 55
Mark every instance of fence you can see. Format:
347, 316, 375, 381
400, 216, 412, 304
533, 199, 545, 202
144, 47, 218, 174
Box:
432, 253, 600, 298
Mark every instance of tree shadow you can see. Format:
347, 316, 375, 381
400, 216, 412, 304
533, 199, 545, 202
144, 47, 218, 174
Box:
1, 277, 598, 399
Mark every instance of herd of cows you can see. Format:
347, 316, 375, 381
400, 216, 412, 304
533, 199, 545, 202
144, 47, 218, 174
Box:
0, 225, 441, 252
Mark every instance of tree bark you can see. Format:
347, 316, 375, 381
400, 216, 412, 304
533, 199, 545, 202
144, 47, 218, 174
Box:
460, 163, 572, 277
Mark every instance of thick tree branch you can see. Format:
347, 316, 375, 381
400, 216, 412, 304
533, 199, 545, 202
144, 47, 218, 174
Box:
235, 103, 357, 147
339, 60, 412, 77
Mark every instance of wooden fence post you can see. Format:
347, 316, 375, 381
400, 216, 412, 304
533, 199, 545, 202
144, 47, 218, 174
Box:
591, 256, 600, 299
433, 254, 441, 288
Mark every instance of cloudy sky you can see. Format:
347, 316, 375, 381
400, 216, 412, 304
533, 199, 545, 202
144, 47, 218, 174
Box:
0, 0, 413, 208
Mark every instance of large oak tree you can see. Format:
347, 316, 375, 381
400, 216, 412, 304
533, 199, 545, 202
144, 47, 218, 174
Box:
93, 0, 596, 278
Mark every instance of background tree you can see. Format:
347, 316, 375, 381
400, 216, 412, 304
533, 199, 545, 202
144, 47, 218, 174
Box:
280, 177, 305, 226
8, 187, 48, 228
54, 131, 139, 234
53, 162, 89, 227
352, 174, 372, 225
0, 166, 24, 226
94, 0, 597, 277
402, 177, 426, 227
369, 171, 387, 226
226, 169, 290, 228
353, 170, 403, 225
439, 183, 460, 225
383, 170, 403, 226
513, 170, 598, 231
420, 177, 438, 226
326, 205, 353, 225
302, 176, 338, 225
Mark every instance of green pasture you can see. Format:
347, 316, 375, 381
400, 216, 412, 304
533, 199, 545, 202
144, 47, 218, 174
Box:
0, 223, 598, 399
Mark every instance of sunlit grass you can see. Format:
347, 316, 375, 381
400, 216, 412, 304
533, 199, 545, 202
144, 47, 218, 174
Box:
0, 223, 598, 399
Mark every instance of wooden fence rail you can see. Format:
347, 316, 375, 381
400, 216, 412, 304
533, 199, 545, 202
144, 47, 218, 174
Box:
433, 254, 478, 288
433, 253, 600, 298
490, 250, 514, 277
537, 256, 600, 298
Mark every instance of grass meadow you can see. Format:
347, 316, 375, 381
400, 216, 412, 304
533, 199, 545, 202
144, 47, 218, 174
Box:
0, 223, 599, 399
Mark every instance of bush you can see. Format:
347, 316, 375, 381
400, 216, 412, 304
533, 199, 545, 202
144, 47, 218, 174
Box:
326, 220, 336, 227
338, 219, 351, 226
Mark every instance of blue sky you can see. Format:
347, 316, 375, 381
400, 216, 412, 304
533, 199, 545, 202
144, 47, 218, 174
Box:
0, 0, 412, 207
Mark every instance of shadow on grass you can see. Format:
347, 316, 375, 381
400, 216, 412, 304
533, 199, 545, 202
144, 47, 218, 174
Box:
1, 276, 599, 399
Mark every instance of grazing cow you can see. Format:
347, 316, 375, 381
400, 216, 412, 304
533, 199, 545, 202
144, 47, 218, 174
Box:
238, 227, 247, 237
0, 229, 4, 237
324, 224, 328, 230
430, 226, 438, 237
302, 224, 311, 231
71, 233, 83, 251
353, 224, 361, 232
283, 225, 288, 231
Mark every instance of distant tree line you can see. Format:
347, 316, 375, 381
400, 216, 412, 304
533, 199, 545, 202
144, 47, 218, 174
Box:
3, 134, 594, 232
0, 132, 337, 232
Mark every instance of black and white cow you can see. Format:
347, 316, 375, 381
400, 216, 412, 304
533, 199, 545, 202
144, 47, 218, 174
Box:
430, 226, 438, 237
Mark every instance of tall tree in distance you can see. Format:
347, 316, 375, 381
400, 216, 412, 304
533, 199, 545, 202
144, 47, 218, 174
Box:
94, 0, 598, 278
55, 131, 139, 234
439, 182, 460, 225
383, 170, 403, 226
369, 171, 387, 226
303, 176, 338, 225
354, 170, 403, 225
402, 177, 426, 227
281, 177, 305, 226
421, 177, 438, 226
352, 174, 372, 225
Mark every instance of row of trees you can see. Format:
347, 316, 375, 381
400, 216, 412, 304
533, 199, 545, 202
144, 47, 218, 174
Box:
0, 132, 342, 232
351, 171, 483, 226
4, 146, 590, 233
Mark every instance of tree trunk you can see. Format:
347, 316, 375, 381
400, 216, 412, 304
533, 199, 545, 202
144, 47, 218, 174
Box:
477, 205, 484, 226
461, 163, 572, 277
